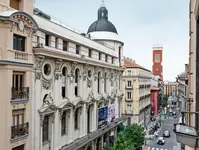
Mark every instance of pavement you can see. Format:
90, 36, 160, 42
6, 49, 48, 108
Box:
144, 107, 180, 150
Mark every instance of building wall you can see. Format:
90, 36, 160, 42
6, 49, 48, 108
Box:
151, 90, 158, 116
123, 67, 151, 126
0, 1, 36, 149
152, 48, 163, 80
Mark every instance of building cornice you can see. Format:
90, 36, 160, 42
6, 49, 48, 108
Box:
33, 47, 124, 71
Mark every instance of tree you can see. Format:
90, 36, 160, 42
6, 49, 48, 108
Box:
106, 124, 145, 150
162, 95, 168, 108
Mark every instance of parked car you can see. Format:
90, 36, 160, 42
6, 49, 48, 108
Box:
157, 137, 165, 145
163, 130, 170, 137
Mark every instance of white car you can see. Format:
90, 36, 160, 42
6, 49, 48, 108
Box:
157, 137, 165, 145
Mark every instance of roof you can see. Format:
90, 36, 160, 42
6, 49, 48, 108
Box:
88, 19, 117, 34
123, 57, 151, 72
87, 4, 118, 34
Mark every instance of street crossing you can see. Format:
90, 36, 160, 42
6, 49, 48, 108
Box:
146, 147, 168, 150
165, 116, 178, 120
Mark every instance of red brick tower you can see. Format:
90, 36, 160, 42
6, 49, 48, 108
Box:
152, 44, 163, 80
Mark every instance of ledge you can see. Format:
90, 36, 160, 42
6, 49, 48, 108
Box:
10, 134, 28, 143
10, 98, 29, 104
61, 117, 127, 150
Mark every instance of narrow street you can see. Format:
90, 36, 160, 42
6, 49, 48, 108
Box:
145, 108, 180, 150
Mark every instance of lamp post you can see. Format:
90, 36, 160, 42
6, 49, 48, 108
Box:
186, 98, 194, 125
174, 111, 199, 150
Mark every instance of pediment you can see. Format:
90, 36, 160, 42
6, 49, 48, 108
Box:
38, 104, 57, 114
73, 96, 84, 107
58, 99, 74, 110
0, 11, 38, 31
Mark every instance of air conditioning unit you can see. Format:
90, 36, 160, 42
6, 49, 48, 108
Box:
36, 42, 44, 48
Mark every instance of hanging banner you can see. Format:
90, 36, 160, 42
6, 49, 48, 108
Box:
108, 104, 115, 123
98, 106, 108, 128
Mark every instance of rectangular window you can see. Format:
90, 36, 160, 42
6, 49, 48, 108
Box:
12, 109, 24, 126
88, 49, 92, 58
127, 80, 132, 87
63, 41, 68, 51
76, 45, 80, 54
61, 111, 66, 135
99, 52, 101, 60
74, 109, 79, 130
62, 87, 65, 98
128, 70, 131, 76
13, 34, 25, 51
112, 57, 114, 64
45, 34, 50, 46
55, 37, 59, 49
155, 54, 160, 62
127, 92, 132, 99
12, 72, 24, 88
42, 116, 49, 143
105, 55, 108, 62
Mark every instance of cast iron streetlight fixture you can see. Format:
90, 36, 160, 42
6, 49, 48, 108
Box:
174, 111, 199, 149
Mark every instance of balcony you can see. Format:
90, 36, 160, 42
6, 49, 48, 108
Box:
11, 87, 29, 103
7, 50, 33, 64
11, 122, 29, 142
126, 86, 133, 89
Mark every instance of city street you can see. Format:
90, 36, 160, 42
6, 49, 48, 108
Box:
145, 113, 179, 150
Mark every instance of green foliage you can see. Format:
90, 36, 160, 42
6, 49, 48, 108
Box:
162, 95, 168, 107
106, 124, 145, 150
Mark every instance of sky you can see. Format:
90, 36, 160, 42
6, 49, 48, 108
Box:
35, 0, 189, 81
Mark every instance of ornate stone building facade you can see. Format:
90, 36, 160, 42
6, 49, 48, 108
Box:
0, 1, 124, 150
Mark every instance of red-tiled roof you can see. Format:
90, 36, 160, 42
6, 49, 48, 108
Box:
123, 57, 151, 72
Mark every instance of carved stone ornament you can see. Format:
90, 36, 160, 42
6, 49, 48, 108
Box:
83, 64, 89, 81
73, 106, 83, 116
55, 60, 63, 72
87, 90, 95, 102
43, 93, 54, 107
36, 56, 45, 69
87, 79, 92, 88
67, 109, 71, 118
111, 80, 114, 86
54, 73, 60, 80
35, 72, 41, 80
42, 79, 52, 89
52, 113, 55, 123
111, 89, 116, 98
40, 114, 45, 126
68, 74, 74, 84
71, 62, 78, 75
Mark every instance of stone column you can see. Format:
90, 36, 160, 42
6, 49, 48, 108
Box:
51, 113, 55, 149
101, 135, 104, 150
93, 102, 97, 131
40, 115, 44, 150
92, 140, 96, 150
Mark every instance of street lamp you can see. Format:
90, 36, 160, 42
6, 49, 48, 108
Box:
174, 111, 199, 149
175, 123, 199, 148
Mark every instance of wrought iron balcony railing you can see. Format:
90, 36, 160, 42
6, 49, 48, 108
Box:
11, 87, 29, 100
11, 122, 29, 139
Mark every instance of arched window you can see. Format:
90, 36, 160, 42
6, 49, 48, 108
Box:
62, 67, 67, 98
75, 68, 80, 96
104, 72, 107, 92
97, 72, 101, 93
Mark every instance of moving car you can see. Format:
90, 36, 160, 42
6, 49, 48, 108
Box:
163, 130, 170, 137
157, 137, 165, 145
